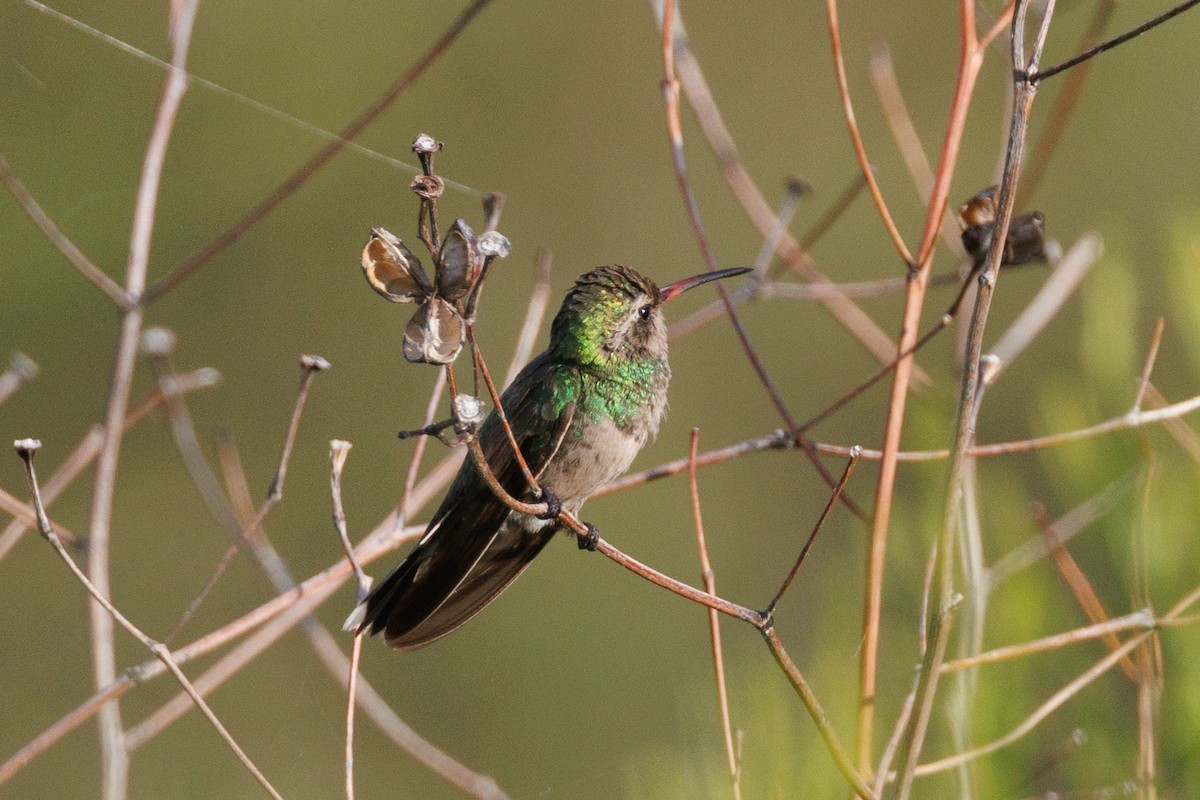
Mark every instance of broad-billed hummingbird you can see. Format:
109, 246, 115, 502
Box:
348, 264, 749, 650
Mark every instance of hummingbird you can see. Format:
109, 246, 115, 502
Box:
348, 264, 750, 650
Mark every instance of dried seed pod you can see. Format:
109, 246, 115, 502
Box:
437, 219, 479, 301
403, 296, 465, 365
362, 228, 432, 302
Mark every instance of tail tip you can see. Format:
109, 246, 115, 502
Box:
343, 601, 368, 633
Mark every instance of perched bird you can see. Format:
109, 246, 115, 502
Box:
348, 264, 749, 650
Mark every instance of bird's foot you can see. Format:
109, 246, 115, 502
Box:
537, 487, 562, 521
577, 522, 600, 551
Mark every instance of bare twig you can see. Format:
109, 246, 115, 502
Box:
913, 631, 1151, 779
761, 626, 875, 799
1033, 0, 1200, 83
845, 0, 1016, 767
15, 440, 286, 800
893, 4, 1054, 793
1132, 318, 1166, 413
659, 7, 922, 376
764, 446, 861, 619
1040, 516, 1141, 683
826, 0, 913, 265
0, 368, 220, 560
142, 0, 497, 304
330, 441, 370, 600
0, 155, 127, 306
84, 4, 201, 794
687, 430, 740, 800
939, 611, 1156, 674
164, 355, 328, 641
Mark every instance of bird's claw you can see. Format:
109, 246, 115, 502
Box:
577, 523, 600, 551
537, 487, 562, 521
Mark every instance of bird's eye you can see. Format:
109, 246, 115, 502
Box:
638, 305, 652, 322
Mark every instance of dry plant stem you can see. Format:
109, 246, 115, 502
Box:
84, 4, 200, 795
145, 346, 242, 535
141, 0, 495, 304
0, 518, 413, 786
164, 356, 327, 642
15, 442, 286, 800
939, 611, 1155, 674
657, 12, 866, 519
1132, 464, 1161, 800
601, 380, 1200, 494
330, 440, 362, 800
659, 0, 798, 436
120, 519, 511, 800
0, 155, 127, 306
867, 45, 968, 260
888, 596, 961, 800
687, 431, 740, 799
1033, 0, 1200, 83
345, 634, 362, 800
1017, 0, 1115, 204
659, 10, 920, 376
825, 0, 913, 265
214, 438, 509, 800
0, 368, 219, 560
1132, 317, 1166, 412
765, 447, 860, 618
913, 631, 1152, 779
842, 0, 1012, 770
894, 4, 1052, 794
761, 626, 875, 800
330, 441, 370, 600
1042, 525, 1141, 683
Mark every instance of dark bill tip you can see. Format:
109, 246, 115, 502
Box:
657, 267, 752, 305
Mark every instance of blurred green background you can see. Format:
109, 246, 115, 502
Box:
3, 1, 1200, 797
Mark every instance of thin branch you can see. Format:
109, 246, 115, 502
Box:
86, 3, 201, 794
826, 0, 914, 265
867, 43, 966, 260
659, 0, 799, 435
687, 430, 740, 800
1017, 0, 1116, 203
761, 626, 875, 799
913, 631, 1151, 778
213, 436, 509, 800
897, 4, 1054, 792
1033, 0, 1200, 83
939, 611, 1156, 674
0, 368, 220, 561
142, 0, 497, 304
1132, 317, 1166, 412
0, 155, 128, 306
164, 355, 328, 642
764, 447, 860, 618
849, 0, 1012, 768
15, 440, 286, 800
661, 8, 923, 376
1040, 517, 1141, 683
